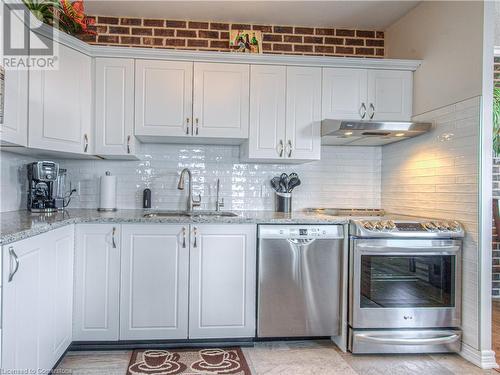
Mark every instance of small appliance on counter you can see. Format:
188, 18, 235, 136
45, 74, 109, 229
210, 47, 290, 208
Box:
348, 218, 464, 354
27, 161, 61, 213
27, 161, 76, 213
270, 173, 301, 213
98, 171, 117, 211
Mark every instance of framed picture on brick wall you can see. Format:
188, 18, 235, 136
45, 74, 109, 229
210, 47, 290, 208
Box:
229, 30, 262, 53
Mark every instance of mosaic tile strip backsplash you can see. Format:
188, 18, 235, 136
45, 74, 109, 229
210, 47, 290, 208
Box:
0, 145, 381, 212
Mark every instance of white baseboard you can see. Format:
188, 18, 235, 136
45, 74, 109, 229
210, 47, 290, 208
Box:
460, 342, 498, 369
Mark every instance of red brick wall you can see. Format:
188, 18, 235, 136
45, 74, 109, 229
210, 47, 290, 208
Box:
80, 16, 384, 58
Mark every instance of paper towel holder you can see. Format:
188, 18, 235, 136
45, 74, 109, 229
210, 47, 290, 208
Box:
97, 171, 118, 212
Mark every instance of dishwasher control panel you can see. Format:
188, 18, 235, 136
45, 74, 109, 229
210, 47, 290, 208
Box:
259, 225, 344, 239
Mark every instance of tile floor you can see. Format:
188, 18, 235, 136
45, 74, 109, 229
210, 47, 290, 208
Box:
57, 340, 497, 375
493, 299, 500, 369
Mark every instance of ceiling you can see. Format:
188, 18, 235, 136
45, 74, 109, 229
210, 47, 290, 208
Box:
85, 1, 421, 30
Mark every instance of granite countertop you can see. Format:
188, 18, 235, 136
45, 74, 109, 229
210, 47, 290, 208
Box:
0, 209, 351, 245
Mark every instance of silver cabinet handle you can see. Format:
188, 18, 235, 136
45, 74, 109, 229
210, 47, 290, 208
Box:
360, 103, 367, 119
277, 140, 284, 157
83, 133, 89, 153
111, 227, 117, 249
369, 103, 375, 119
193, 227, 198, 248
195, 118, 199, 136
127, 135, 131, 154
287, 140, 293, 158
186, 118, 190, 135
182, 226, 186, 248
8, 246, 20, 282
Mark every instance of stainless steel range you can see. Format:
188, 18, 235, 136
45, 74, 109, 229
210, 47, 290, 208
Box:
348, 218, 464, 354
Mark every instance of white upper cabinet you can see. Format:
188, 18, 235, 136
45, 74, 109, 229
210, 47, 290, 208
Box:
29, 39, 92, 155
243, 65, 321, 162
246, 65, 286, 159
120, 224, 189, 340
322, 68, 367, 120
189, 224, 256, 339
135, 60, 193, 138
193, 62, 249, 139
285, 66, 321, 160
95, 58, 136, 159
1, 68, 28, 146
367, 70, 412, 121
74, 224, 121, 341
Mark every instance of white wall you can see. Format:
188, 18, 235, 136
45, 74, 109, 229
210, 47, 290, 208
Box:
0, 144, 381, 212
382, 96, 480, 349
384, 0, 495, 367
385, 1, 484, 116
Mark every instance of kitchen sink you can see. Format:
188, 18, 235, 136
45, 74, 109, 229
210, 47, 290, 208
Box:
143, 211, 238, 218
143, 211, 191, 218
192, 211, 239, 217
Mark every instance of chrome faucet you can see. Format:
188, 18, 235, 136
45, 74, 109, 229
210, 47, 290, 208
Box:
215, 178, 224, 212
177, 168, 201, 212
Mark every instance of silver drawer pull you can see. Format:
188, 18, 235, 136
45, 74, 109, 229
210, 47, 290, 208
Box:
127, 135, 131, 154
360, 103, 367, 119
356, 333, 460, 346
111, 227, 117, 248
193, 227, 198, 248
8, 246, 20, 282
186, 118, 190, 135
369, 103, 375, 119
83, 134, 89, 153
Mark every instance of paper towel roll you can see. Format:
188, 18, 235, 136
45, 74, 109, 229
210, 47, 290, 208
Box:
98, 171, 117, 211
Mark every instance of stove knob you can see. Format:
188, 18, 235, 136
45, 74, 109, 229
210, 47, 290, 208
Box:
450, 221, 461, 231
423, 222, 437, 231
432, 221, 445, 230
363, 221, 374, 230
374, 221, 384, 231
385, 220, 396, 230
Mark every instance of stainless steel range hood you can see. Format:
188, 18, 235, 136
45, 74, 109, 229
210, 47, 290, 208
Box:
321, 119, 432, 146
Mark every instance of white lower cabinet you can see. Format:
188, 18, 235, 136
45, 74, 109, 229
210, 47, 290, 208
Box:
2, 225, 74, 372
73, 224, 121, 341
120, 224, 189, 340
189, 224, 256, 338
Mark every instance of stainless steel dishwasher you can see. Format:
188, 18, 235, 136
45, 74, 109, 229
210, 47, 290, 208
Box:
257, 225, 344, 337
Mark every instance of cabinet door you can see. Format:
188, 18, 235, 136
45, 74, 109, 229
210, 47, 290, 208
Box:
135, 60, 192, 137
2, 237, 42, 371
95, 58, 136, 158
29, 39, 92, 154
322, 68, 367, 120
247, 65, 286, 159
40, 226, 74, 368
285, 67, 321, 161
1, 68, 28, 146
74, 224, 120, 341
189, 224, 256, 338
367, 70, 412, 121
193, 63, 249, 139
120, 224, 189, 340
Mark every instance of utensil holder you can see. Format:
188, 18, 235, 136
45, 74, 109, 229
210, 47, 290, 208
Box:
275, 192, 292, 213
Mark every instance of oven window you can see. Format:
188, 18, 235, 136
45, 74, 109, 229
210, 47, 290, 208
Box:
360, 255, 455, 308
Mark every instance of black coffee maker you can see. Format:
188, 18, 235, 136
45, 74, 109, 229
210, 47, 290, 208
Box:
27, 161, 61, 212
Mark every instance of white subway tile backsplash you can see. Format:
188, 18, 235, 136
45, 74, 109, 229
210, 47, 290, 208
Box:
381, 96, 481, 350
0, 145, 382, 212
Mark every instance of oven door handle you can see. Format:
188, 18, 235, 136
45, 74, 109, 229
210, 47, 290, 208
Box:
356, 333, 460, 346
355, 244, 460, 255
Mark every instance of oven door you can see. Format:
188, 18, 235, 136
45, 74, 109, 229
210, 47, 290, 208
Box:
349, 238, 461, 329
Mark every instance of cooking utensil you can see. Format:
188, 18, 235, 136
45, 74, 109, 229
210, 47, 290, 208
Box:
288, 178, 301, 192
280, 173, 289, 192
271, 177, 282, 192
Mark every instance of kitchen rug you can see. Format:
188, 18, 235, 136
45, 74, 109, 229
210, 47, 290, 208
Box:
126, 348, 251, 375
